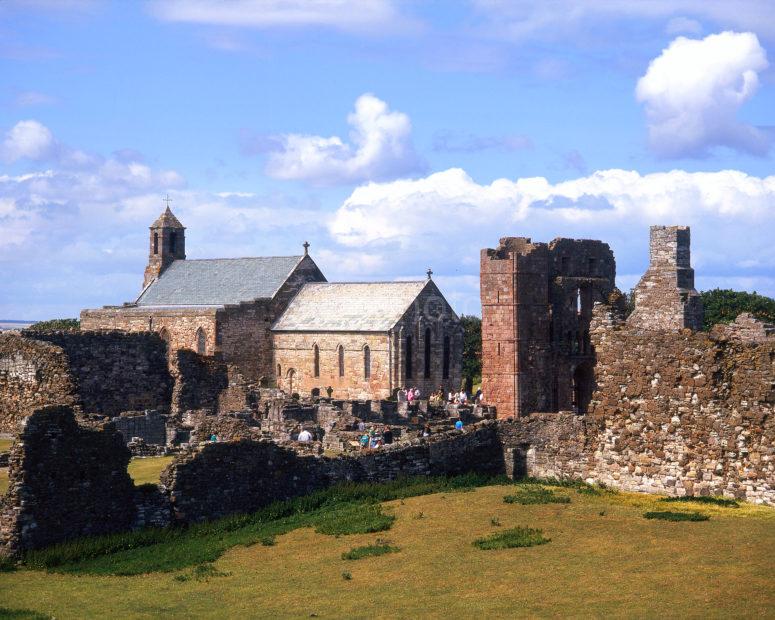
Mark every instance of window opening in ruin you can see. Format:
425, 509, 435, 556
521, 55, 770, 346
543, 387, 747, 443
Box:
277, 363, 281, 378
497, 342, 501, 356
338, 345, 345, 377
170, 231, 177, 254
196, 328, 206, 355
153, 232, 158, 255
588, 257, 596, 274
424, 328, 431, 378
364, 345, 371, 379
313, 344, 320, 378
576, 288, 582, 315
287, 368, 295, 394
497, 290, 500, 303
406, 335, 413, 378
443, 335, 450, 379
572, 364, 593, 415
513, 444, 530, 478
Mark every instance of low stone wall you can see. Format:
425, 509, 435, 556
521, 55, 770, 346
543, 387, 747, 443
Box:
112, 410, 167, 445
160, 423, 504, 523
0, 406, 136, 555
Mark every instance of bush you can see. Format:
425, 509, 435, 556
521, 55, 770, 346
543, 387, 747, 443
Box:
700, 289, 775, 331
504, 487, 571, 505
643, 511, 709, 522
661, 496, 739, 508
341, 544, 399, 561
28, 318, 80, 331
473, 527, 550, 550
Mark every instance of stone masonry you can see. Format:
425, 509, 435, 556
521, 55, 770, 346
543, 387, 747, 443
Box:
628, 225, 703, 331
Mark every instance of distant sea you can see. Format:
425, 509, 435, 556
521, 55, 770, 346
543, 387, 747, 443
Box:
0, 320, 34, 331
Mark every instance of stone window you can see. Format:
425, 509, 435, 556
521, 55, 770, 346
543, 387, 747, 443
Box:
424, 328, 431, 378
313, 344, 320, 378
277, 363, 281, 378
170, 231, 177, 254
153, 232, 158, 255
338, 345, 344, 377
588, 257, 596, 275
443, 336, 450, 379
576, 288, 582, 315
405, 336, 413, 379
196, 328, 206, 355
364, 345, 371, 379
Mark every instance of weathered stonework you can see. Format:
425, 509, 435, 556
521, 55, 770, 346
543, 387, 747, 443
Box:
711, 312, 775, 343
480, 236, 616, 418
628, 225, 703, 331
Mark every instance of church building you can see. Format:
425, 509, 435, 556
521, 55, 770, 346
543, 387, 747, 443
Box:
81, 206, 462, 400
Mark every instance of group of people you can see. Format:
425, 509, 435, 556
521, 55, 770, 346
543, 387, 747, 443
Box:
447, 388, 483, 405
357, 420, 394, 450
396, 386, 421, 402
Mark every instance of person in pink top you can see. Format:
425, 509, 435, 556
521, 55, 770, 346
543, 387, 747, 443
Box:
407, 387, 415, 403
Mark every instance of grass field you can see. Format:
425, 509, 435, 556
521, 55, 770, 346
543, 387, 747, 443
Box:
1, 480, 773, 619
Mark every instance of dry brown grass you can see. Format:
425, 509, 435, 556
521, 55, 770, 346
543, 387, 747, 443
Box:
0, 485, 773, 619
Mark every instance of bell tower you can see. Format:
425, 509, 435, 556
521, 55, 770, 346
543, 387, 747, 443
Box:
143, 197, 186, 289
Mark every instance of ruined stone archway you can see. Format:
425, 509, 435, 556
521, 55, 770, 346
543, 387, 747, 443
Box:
572, 363, 594, 415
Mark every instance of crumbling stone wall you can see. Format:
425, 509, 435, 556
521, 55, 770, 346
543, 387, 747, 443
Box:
171, 349, 230, 414
111, 410, 167, 445
481, 236, 616, 418
0, 334, 77, 432
628, 225, 703, 331
0, 406, 136, 554
23, 330, 173, 417
712, 313, 775, 343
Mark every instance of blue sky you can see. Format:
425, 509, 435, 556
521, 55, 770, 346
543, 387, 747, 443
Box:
1, 0, 774, 319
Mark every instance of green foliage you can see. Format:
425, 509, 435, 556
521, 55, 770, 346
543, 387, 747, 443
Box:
341, 543, 399, 561
27, 318, 80, 332
643, 511, 710, 522
661, 496, 739, 508
259, 536, 275, 546
473, 527, 550, 550
21, 473, 513, 576
173, 563, 231, 582
460, 314, 482, 388
503, 486, 571, 505
700, 289, 775, 331
0, 609, 50, 620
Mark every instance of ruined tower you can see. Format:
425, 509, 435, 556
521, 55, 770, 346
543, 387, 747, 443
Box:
628, 226, 702, 331
143, 206, 186, 289
481, 236, 616, 419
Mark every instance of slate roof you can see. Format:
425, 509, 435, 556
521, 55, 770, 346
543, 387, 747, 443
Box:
272, 281, 430, 332
136, 256, 304, 307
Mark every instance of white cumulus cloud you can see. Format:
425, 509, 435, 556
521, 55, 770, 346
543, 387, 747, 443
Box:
636, 31, 770, 158
264, 93, 425, 185
0, 120, 55, 163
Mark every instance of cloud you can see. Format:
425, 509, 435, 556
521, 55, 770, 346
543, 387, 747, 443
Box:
664, 16, 703, 36
13, 91, 58, 107
0, 120, 55, 163
329, 167, 775, 299
432, 132, 533, 153
264, 94, 426, 185
147, 0, 414, 34
636, 31, 770, 158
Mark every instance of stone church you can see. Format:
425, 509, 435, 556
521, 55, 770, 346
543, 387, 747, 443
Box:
81, 207, 462, 400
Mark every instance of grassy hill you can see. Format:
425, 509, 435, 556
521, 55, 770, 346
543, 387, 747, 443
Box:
1, 478, 773, 619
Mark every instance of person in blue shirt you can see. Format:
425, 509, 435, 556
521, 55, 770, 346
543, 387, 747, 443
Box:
455, 420, 463, 430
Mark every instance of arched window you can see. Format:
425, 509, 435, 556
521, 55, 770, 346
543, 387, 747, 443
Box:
405, 335, 413, 379
196, 328, 206, 355
313, 344, 320, 378
576, 288, 582, 314
363, 345, 371, 379
338, 345, 345, 377
170, 231, 177, 254
442, 335, 450, 379
277, 363, 281, 378
153, 232, 159, 255
424, 328, 431, 378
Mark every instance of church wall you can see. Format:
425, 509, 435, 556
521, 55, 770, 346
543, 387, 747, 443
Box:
272, 331, 392, 399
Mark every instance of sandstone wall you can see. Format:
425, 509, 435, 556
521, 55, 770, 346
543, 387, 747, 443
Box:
25, 331, 173, 417
0, 406, 136, 554
0, 334, 77, 433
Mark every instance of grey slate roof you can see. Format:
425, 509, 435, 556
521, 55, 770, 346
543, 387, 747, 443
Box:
272, 281, 429, 332
137, 256, 303, 306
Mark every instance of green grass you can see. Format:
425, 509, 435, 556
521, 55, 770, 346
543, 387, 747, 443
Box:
661, 496, 739, 508
504, 486, 571, 505
126, 456, 174, 486
0, 609, 50, 620
644, 511, 710, 522
0, 438, 13, 452
473, 527, 550, 550
341, 543, 399, 561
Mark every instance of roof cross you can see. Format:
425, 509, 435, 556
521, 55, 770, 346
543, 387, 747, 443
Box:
427, 268, 433, 280
303, 241, 310, 256
163, 194, 173, 208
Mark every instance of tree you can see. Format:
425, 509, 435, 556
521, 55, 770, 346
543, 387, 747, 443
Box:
460, 314, 481, 390
700, 289, 775, 331
29, 318, 80, 331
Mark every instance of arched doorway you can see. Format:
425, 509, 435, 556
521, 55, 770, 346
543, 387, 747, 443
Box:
572, 363, 594, 414
286, 368, 296, 394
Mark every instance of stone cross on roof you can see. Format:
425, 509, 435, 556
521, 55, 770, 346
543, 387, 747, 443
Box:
303, 241, 310, 256
427, 268, 433, 280
163, 193, 172, 208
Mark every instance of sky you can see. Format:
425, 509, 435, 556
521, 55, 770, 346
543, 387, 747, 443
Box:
1, 0, 774, 320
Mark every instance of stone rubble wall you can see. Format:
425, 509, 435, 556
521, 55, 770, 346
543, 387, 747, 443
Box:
0, 406, 136, 555
711, 313, 775, 344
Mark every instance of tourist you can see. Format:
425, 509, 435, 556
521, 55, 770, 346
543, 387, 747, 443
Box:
407, 388, 415, 403
459, 390, 468, 404
382, 427, 393, 445
357, 420, 366, 432
422, 423, 431, 437
297, 428, 313, 442
397, 387, 406, 402
455, 420, 463, 430
359, 433, 370, 449
413, 387, 421, 400
448, 391, 454, 403
210, 434, 217, 442
474, 388, 482, 402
